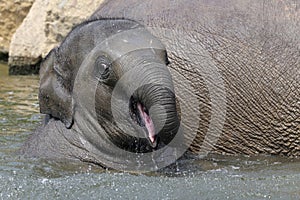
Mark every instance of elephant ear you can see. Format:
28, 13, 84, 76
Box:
39, 48, 74, 128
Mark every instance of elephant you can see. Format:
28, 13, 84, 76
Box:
22, 0, 300, 171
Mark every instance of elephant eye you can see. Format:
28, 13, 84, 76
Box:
95, 56, 112, 80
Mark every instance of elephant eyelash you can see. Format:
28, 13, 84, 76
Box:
99, 69, 110, 80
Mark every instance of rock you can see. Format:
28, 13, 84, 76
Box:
9, 0, 105, 75
0, 0, 34, 62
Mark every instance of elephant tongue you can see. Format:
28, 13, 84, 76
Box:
137, 103, 156, 144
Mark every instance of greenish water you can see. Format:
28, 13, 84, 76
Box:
0, 62, 300, 199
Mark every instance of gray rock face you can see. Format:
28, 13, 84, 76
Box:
8, 0, 104, 75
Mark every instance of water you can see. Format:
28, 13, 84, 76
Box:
0, 62, 300, 199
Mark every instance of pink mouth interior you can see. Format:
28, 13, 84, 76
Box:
137, 103, 156, 143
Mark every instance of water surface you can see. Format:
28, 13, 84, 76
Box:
0, 62, 299, 200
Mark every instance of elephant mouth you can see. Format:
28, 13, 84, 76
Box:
129, 96, 157, 148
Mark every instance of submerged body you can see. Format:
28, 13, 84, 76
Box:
23, 0, 300, 171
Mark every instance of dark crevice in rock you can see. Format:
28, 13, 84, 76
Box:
0, 52, 8, 62
9, 62, 40, 75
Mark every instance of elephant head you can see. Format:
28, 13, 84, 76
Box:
38, 18, 181, 159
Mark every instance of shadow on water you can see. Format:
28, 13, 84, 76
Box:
0, 62, 300, 199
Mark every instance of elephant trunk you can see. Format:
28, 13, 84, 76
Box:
128, 62, 180, 148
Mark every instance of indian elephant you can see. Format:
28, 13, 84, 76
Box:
22, 0, 300, 171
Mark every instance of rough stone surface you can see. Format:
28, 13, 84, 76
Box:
0, 0, 34, 61
9, 0, 105, 75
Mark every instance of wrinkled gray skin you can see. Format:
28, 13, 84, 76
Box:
23, 0, 300, 170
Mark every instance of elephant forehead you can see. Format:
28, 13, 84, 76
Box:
98, 28, 165, 60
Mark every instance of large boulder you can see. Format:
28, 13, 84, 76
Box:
0, 0, 34, 61
8, 0, 105, 75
